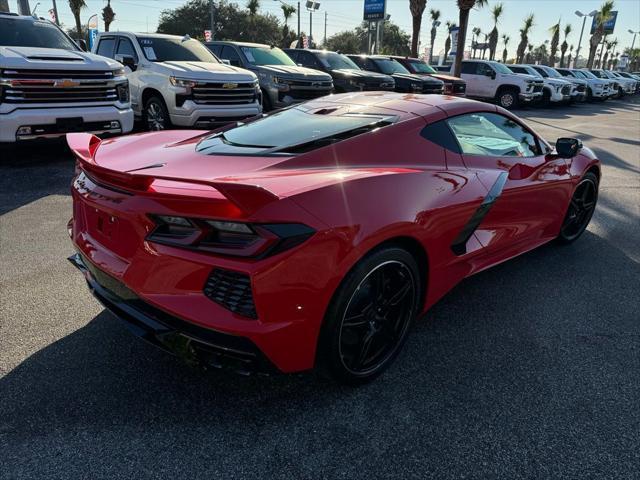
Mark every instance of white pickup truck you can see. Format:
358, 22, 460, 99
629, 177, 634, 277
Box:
455, 60, 543, 109
93, 32, 262, 130
0, 12, 133, 142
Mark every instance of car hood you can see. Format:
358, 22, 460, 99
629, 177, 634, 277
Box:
428, 73, 465, 84
331, 69, 393, 82
390, 72, 442, 85
545, 78, 572, 86
255, 64, 331, 81
0, 46, 122, 70
158, 61, 257, 81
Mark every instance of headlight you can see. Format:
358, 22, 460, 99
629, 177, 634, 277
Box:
116, 82, 129, 103
411, 83, 422, 92
169, 76, 198, 88
147, 215, 315, 258
555, 85, 562, 92
348, 78, 364, 88
113, 67, 126, 77
271, 76, 290, 91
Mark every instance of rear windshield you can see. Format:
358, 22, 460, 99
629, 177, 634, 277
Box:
137, 36, 217, 63
196, 106, 394, 155
0, 17, 78, 50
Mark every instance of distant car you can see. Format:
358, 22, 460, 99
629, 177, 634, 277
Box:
67, 92, 601, 384
588, 69, 624, 98
346, 54, 444, 94
608, 71, 639, 94
556, 68, 607, 101
93, 32, 262, 130
389, 56, 466, 96
205, 41, 333, 110
509, 64, 572, 105
284, 48, 395, 93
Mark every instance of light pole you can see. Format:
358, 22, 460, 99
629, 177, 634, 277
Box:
574, 10, 597, 68
305, 1, 320, 48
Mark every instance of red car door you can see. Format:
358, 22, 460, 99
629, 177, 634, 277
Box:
446, 111, 573, 258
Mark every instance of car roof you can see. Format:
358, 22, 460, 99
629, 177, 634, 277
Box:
208, 41, 269, 48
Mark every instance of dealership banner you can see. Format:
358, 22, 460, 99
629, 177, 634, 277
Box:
363, 0, 386, 21
449, 26, 459, 57
87, 14, 99, 49
590, 11, 618, 34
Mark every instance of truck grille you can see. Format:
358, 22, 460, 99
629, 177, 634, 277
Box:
576, 84, 586, 92
191, 81, 257, 105
286, 79, 333, 100
561, 85, 572, 95
533, 83, 543, 93
0, 69, 120, 104
362, 80, 394, 91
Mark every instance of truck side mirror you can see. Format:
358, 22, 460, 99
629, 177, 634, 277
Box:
115, 54, 137, 72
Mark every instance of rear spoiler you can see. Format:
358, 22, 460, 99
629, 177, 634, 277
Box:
66, 133, 279, 215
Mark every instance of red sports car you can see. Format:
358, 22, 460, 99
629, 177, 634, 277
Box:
67, 92, 600, 384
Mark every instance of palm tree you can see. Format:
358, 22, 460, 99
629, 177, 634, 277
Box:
429, 9, 441, 62
102, 0, 115, 32
567, 44, 574, 67
488, 3, 503, 61
516, 14, 534, 64
409, 0, 427, 58
501, 34, 510, 63
453, 0, 488, 77
549, 19, 561, 66
602, 39, 616, 69
247, 0, 259, 16
587, 0, 615, 68
281, 3, 296, 29
526, 43, 534, 63
444, 21, 455, 59
471, 27, 481, 58
559, 24, 572, 67
68, 0, 86, 41
481, 33, 489, 59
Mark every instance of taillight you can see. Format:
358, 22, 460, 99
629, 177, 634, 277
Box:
147, 215, 315, 258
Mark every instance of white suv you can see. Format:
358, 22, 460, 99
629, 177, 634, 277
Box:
0, 13, 133, 142
93, 32, 261, 130
456, 60, 543, 109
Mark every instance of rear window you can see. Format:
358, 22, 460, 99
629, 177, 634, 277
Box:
196, 106, 395, 155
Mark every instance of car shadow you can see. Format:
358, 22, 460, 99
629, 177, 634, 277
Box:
2, 230, 639, 477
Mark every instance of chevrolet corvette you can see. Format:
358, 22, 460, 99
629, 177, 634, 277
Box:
67, 92, 600, 384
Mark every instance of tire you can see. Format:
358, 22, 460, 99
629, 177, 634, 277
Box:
144, 95, 171, 131
586, 87, 594, 102
541, 88, 552, 107
497, 88, 519, 109
556, 172, 599, 244
317, 247, 421, 385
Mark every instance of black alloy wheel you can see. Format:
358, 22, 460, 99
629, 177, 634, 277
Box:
557, 172, 599, 244
318, 247, 420, 385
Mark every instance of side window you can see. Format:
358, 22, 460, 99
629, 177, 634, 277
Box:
447, 112, 542, 158
96, 37, 116, 58
420, 120, 461, 153
116, 37, 138, 62
285, 50, 298, 62
477, 63, 494, 76
510, 66, 524, 74
221, 46, 242, 66
461, 62, 478, 75
364, 59, 378, 71
298, 52, 319, 69
208, 44, 222, 57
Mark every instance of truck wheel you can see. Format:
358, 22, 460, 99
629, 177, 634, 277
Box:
541, 89, 551, 107
497, 89, 519, 109
586, 87, 593, 101
144, 96, 171, 131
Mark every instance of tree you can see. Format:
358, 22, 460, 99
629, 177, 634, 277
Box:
471, 27, 481, 58
68, 0, 86, 41
454, 0, 488, 77
587, 0, 615, 68
567, 44, 574, 67
549, 19, 560, 66
501, 34, 509, 63
247, 0, 259, 16
444, 21, 454, 59
534, 43, 548, 65
0, 0, 10, 13
409, 0, 426, 58
526, 43, 533, 63
324, 21, 411, 56
102, 0, 115, 32
158, 0, 282, 45
481, 32, 489, 59
429, 9, 441, 62
281, 3, 296, 29
516, 14, 534, 63
488, 3, 503, 61
559, 24, 571, 67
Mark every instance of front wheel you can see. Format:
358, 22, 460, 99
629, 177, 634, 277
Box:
497, 89, 519, 109
557, 172, 599, 244
317, 247, 421, 385
144, 95, 171, 131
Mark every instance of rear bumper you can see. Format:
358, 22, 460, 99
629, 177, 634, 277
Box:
0, 104, 134, 143
69, 252, 278, 374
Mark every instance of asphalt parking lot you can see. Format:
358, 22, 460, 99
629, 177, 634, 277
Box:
1, 98, 639, 480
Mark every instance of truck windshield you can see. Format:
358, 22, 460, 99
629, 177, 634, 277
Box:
240, 46, 296, 66
318, 52, 360, 70
492, 62, 514, 74
544, 67, 562, 78
374, 58, 410, 75
0, 17, 78, 50
407, 60, 437, 74
137, 36, 218, 63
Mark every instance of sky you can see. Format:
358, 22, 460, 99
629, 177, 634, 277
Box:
25, 0, 640, 59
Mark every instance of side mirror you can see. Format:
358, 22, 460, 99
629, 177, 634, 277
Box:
220, 58, 231, 65
115, 54, 137, 72
78, 39, 88, 52
555, 137, 582, 158
487, 70, 496, 79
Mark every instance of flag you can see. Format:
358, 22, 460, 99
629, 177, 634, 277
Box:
204, 30, 212, 42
